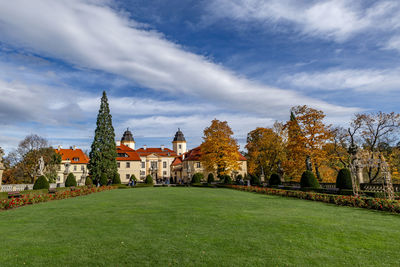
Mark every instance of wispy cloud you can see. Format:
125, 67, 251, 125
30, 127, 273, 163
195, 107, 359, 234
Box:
0, 0, 358, 119
205, 0, 400, 44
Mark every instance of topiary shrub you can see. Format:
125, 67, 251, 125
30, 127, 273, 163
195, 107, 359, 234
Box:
130, 174, 137, 182
223, 175, 232, 184
65, 173, 77, 187
300, 171, 320, 188
207, 173, 214, 184
250, 174, 261, 186
191, 173, 204, 184
336, 168, 352, 189
145, 175, 153, 184
269, 173, 282, 186
112, 172, 121, 184
85, 176, 93, 186
33, 175, 49, 190
236, 174, 243, 183
100, 173, 108, 186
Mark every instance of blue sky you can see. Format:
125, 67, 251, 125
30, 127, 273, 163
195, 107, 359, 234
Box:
0, 0, 400, 153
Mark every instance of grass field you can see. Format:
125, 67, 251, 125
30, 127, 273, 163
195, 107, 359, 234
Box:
0, 187, 399, 266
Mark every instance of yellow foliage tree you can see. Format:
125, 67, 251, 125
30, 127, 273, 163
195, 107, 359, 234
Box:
200, 119, 240, 177
245, 127, 285, 178
284, 106, 333, 181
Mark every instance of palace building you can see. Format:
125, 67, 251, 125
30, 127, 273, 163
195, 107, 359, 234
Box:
171, 146, 247, 183
55, 146, 89, 184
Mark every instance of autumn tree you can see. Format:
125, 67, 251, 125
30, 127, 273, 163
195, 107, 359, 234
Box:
200, 119, 239, 178
352, 112, 400, 183
4, 135, 61, 183
284, 106, 332, 181
245, 127, 285, 179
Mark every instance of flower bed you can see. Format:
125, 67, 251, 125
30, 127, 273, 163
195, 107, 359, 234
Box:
0, 186, 116, 210
228, 185, 400, 214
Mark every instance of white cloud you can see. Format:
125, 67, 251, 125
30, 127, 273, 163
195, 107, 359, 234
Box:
0, 0, 358, 119
283, 68, 400, 92
206, 0, 400, 43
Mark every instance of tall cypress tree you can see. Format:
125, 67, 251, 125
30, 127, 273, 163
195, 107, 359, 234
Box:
88, 91, 118, 183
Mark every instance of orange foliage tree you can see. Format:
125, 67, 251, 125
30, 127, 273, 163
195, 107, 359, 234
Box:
283, 106, 333, 181
245, 127, 285, 179
200, 119, 240, 177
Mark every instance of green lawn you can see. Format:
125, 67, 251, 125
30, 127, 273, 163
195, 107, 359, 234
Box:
0, 187, 399, 266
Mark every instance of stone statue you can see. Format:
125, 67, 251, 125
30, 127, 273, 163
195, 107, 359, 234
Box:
305, 156, 312, 172
38, 156, 45, 176
277, 160, 284, 182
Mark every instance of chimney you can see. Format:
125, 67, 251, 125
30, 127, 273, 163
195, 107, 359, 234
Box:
58, 145, 62, 151
116, 141, 121, 146
161, 145, 165, 151
143, 145, 147, 150
73, 145, 76, 150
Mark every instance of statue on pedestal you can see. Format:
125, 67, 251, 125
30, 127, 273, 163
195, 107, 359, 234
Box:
305, 156, 312, 172
38, 156, 45, 176
0, 149, 4, 189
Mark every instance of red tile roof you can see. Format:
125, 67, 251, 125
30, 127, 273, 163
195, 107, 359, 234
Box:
116, 144, 141, 161
55, 148, 89, 164
136, 147, 177, 157
171, 155, 184, 166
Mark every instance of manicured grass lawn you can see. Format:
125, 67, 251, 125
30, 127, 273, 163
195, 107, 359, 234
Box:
0, 187, 400, 266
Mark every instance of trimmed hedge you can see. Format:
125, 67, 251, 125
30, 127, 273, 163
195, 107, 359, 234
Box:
100, 174, 108, 186
250, 174, 261, 186
300, 171, 320, 188
222, 175, 232, 185
191, 173, 204, 184
33, 176, 49, 190
112, 173, 121, 185
145, 175, 153, 185
85, 177, 93, 186
65, 173, 77, 187
269, 173, 282, 186
229, 185, 400, 214
207, 173, 214, 184
336, 168, 352, 189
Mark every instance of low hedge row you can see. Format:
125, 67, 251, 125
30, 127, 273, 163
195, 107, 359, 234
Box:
229, 185, 400, 214
0, 186, 116, 210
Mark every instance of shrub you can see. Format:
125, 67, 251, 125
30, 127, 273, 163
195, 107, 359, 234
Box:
236, 174, 243, 183
250, 174, 261, 186
207, 173, 214, 184
112, 172, 121, 184
85, 177, 93, 186
300, 171, 320, 188
130, 174, 137, 182
269, 173, 282, 186
33, 175, 49, 190
191, 173, 204, 184
223, 175, 232, 184
145, 175, 153, 184
65, 173, 77, 187
100, 173, 108, 186
336, 168, 352, 189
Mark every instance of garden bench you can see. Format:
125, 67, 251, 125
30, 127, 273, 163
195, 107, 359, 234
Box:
48, 188, 57, 194
8, 191, 21, 198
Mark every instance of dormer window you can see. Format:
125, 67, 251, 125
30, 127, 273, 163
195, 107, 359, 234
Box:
73, 157, 79, 162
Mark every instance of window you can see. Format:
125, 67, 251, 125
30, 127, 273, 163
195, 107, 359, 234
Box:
126, 162, 130, 168
73, 157, 79, 162
81, 165, 85, 171
74, 166, 77, 171
163, 171, 167, 176
163, 161, 167, 168
196, 162, 201, 168
140, 171, 145, 176
58, 165, 61, 171
151, 161, 157, 169
141, 161, 145, 168
179, 144, 182, 149
117, 162, 120, 168
57, 176, 60, 182
126, 174, 130, 180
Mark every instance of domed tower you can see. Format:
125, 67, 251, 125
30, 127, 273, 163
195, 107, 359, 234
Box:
121, 128, 135, 149
172, 128, 187, 155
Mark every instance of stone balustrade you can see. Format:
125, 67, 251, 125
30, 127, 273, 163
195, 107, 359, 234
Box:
1, 183, 65, 192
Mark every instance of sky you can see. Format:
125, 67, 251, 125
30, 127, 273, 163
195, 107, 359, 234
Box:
0, 0, 400, 153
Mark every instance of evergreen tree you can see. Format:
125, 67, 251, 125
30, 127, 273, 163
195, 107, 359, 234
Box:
88, 91, 118, 184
